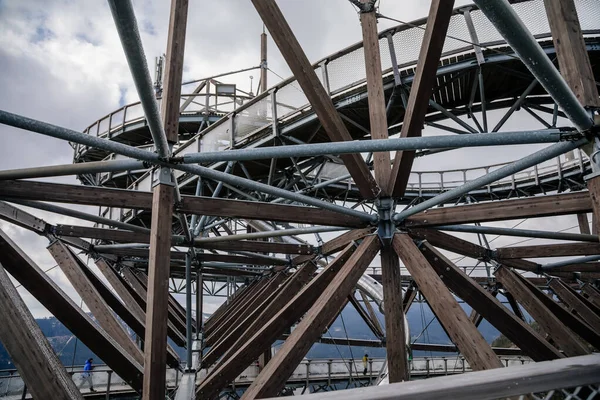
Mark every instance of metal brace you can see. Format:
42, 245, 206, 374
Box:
152, 166, 174, 187
376, 197, 395, 245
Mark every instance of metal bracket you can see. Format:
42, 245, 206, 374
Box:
376, 197, 395, 245
151, 166, 174, 187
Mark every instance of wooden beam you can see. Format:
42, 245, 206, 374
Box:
393, 233, 503, 371
197, 243, 358, 399
203, 282, 257, 335
359, 289, 384, 334
380, 246, 409, 382
577, 213, 591, 235
404, 192, 592, 227
419, 242, 562, 361
582, 284, 600, 308
504, 291, 526, 321
411, 343, 525, 356
0, 262, 83, 400
0, 180, 368, 228
205, 274, 286, 347
202, 263, 317, 368
495, 267, 589, 356
143, 183, 176, 400
251, 0, 378, 198
241, 236, 380, 399
496, 242, 600, 259
402, 281, 418, 312
549, 279, 600, 334
389, 0, 455, 197
544, 0, 600, 107
0, 200, 47, 235
587, 178, 600, 237
360, 3, 391, 194
408, 228, 487, 259
47, 241, 145, 366
0, 229, 143, 391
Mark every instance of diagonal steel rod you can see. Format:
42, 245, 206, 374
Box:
473, 0, 593, 131
108, 0, 171, 158
394, 138, 588, 222
434, 224, 599, 243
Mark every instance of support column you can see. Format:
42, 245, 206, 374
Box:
380, 246, 408, 381
0, 262, 83, 400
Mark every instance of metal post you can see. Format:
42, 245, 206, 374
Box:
393, 138, 588, 222
473, 0, 593, 131
196, 271, 203, 336
106, 371, 112, 400
185, 252, 193, 371
542, 254, 600, 270
193, 161, 235, 236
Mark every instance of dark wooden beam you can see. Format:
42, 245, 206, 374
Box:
0, 229, 143, 391
203, 282, 256, 335
582, 284, 600, 308
360, 1, 391, 194
348, 292, 384, 339
47, 241, 145, 366
202, 263, 317, 368
197, 243, 358, 399
0, 200, 47, 235
419, 242, 562, 361
292, 227, 374, 266
251, 0, 378, 198
577, 213, 591, 235
393, 233, 503, 371
0, 180, 368, 228
549, 279, 600, 334
411, 343, 525, 356
241, 236, 380, 399
380, 246, 409, 382
389, 0, 455, 197
402, 281, 418, 312
408, 229, 487, 259
0, 262, 83, 400
404, 192, 592, 227
496, 243, 600, 259
495, 267, 590, 356
504, 291, 526, 321
359, 289, 385, 334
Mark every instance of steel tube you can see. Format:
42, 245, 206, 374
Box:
185, 253, 193, 370
193, 162, 234, 237
181, 129, 569, 164
473, 0, 593, 131
542, 254, 600, 270
194, 226, 347, 244
435, 225, 599, 243
108, 0, 170, 157
0, 159, 145, 181
0, 110, 373, 222
3, 199, 151, 234
394, 138, 588, 222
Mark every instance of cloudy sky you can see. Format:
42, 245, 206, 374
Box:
0, 0, 589, 318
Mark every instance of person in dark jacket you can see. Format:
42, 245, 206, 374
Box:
78, 358, 95, 392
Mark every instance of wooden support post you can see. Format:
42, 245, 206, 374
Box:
380, 246, 408, 382
197, 244, 357, 399
0, 229, 143, 391
203, 263, 317, 369
251, 0, 378, 198
359, 290, 384, 334
389, 0, 455, 197
393, 234, 503, 371
360, 1, 391, 194
47, 241, 145, 366
549, 279, 600, 335
241, 236, 380, 399
495, 267, 589, 356
0, 262, 83, 400
419, 242, 562, 361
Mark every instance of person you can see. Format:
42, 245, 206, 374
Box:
362, 353, 369, 375
78, 358, 95, 392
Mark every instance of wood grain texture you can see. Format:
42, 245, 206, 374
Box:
360, 5, 392, 194
47, 241, 145, 366
495, 267, 589, 356
550, 279, 600, 334
496, 242, 600, 259
393, 233, 503, 371
0, 262, 83, 400
389, 0, 455, 197
0, 229, 143, 391
408, 228, 487, 259
405, 192, 592, 227
420, 243, 562, 361
292, 227, 374, 266
241, 236, 380, 399
251, 0, 378, 198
